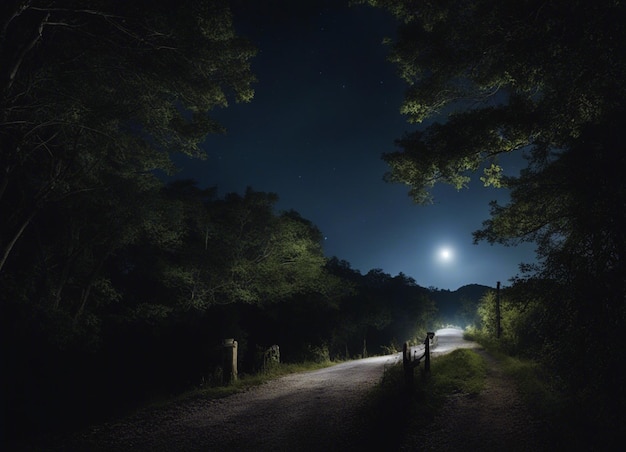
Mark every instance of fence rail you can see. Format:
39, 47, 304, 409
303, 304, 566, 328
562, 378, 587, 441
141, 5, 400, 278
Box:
402, 332, 436, 384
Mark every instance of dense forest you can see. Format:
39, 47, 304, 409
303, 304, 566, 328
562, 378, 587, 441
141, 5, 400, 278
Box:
2, 0, 626, 447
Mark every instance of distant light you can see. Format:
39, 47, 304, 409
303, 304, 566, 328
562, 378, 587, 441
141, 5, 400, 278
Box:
436, 246, 454, 263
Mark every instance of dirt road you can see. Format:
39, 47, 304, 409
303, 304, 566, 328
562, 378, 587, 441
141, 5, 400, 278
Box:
18, 328, 544, 451
56, 354, 400, 452
401, 328, 548, 451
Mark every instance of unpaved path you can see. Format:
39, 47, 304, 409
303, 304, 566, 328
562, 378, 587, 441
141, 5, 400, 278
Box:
19, 329, 545, 451
401, 329, 547, 451
55, 355, 400, 452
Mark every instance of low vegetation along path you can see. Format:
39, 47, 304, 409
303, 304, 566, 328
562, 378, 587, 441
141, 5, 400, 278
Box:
58, 329, 541, 452
402, 328, 545, 451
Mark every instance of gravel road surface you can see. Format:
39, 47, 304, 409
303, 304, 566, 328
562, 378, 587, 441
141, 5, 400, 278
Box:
15, 328, 545, 451
58, 354, 401, 452
401, 328, 547, 451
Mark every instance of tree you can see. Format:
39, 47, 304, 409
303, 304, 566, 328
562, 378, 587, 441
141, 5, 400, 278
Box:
206, 189, 330, 306
360, 0, 625, 201
360, 0, 626, 318
362, 0, 626, 441
124, 185, 333, 311
0, 0, 256, 273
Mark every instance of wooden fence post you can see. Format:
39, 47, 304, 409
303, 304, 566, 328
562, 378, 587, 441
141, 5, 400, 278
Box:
222, 338, 238, 385
403, 342, 413, 385
424, 332, 434, 373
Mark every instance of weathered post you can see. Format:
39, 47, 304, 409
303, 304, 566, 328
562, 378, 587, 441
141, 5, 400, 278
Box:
496, 281, 502, 339
424, 332, 435, 373
222, 338, 238, 385
403, 342, 413, 385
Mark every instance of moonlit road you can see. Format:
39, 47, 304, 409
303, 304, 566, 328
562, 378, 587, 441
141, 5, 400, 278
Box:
68, 355, 400, 451
431, 327, 479, 356
67, 330, 475, 452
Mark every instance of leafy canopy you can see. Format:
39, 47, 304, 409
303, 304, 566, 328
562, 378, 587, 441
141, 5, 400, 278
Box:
362, 1, 626, 427
360, 0, 626, 203
0, 0, 257, 273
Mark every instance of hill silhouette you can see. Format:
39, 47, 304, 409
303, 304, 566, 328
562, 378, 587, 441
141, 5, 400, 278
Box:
429, 284, 493, 326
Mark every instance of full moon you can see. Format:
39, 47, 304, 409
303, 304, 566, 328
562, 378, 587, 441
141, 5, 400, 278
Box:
439, 247, 453, 261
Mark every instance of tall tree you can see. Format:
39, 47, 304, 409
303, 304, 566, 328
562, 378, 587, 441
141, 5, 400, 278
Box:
362, 0, 626, 440
120, 184, 334, 312
360, 0, 625, 201
206, 189, 330, 306
0, 0, 256, 273
358, 0, 626, 300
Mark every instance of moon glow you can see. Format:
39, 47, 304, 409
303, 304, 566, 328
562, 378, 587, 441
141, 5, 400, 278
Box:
439, 247, 453, 262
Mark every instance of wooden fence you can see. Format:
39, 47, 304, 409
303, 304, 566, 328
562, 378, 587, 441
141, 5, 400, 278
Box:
402, 332, 437, 384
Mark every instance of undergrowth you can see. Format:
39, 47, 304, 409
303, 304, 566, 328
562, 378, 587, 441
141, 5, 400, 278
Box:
463, 329, 624, 449
358, 349, 487, 450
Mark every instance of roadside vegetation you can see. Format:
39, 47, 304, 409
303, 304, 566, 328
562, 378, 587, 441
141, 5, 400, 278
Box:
360, 348, 487, 450
464, 328, 606, 450
463, 288, 622, 450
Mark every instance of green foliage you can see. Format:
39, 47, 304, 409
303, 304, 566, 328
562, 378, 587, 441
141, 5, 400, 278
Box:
296, 344, 332, 364
430, 349, 487, 396
1, 2, 368, 438
470, 287, 547, 359
362, 0, 626, 212
0, 0, 256, 277
429, 284, 490, 326
379, 340, 401, 355
362, 0, 626, 437
201, 189, 330, 307
324, 265, 438, 359
360, 349, 487, 449
467, 281, 626, 448
0, 0, 258, 351
465, 328, 626, 449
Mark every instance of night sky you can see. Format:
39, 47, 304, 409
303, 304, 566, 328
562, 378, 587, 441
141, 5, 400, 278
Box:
174, 0, 537, 290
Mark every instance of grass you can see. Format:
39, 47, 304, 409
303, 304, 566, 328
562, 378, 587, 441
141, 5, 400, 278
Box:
157, 351, 488, 450
462, 329, 625, 449
358, 344, 589, 449
357, 349, 488, 449
430, 348, 487, 396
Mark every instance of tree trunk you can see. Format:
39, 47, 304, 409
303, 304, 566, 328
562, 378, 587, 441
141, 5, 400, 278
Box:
0, 207, 36, 273
1, 7, 48, 94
